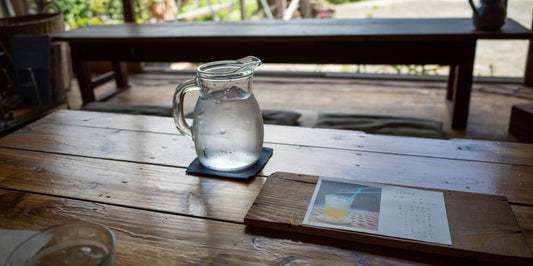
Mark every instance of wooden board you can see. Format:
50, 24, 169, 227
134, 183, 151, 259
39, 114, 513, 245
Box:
0, 189, 487, 265
244, 172, 533, 264
37, 110, 533, 166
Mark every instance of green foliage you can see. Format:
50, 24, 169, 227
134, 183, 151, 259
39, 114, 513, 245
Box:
178, 0, 242, 22
55, 0, 248, 28
244, 1, 258, 17
324, 0, 360, 5
56, 0, 124, 29
341, 65, 351, 73
390, 64, 446, 75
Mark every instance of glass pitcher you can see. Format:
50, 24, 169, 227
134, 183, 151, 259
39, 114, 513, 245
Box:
172, 56, 264, 171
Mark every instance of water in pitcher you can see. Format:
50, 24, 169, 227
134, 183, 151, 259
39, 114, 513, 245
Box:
193, 86, 263, 171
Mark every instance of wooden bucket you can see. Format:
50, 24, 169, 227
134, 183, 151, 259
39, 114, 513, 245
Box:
0, 13, 64, 37
0, 0, 65, 50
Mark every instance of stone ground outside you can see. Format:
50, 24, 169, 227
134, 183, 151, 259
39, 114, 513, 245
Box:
236, 0, 533, 78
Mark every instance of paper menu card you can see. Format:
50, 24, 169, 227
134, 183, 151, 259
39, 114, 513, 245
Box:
303, 176, 452, 245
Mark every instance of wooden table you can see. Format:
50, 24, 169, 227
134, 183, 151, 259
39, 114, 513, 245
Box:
50, 18, 533, 130
1, 110, 533, 264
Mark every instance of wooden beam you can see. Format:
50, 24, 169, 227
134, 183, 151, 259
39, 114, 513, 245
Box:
299, 0, 311, 18
240, 0, 246, 20
275, 0, 286, 19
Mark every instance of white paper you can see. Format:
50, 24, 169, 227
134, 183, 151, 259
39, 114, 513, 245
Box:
303, 177, 452, 245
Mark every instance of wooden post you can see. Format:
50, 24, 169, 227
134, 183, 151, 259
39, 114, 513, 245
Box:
122, 0, 136, 23
240, 0, 246, 20
70, 45, 96, 105
299, 0, 311, 18
274, 0, 286, 19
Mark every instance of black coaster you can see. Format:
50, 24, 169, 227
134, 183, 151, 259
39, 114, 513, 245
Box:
186, 147, 273, 180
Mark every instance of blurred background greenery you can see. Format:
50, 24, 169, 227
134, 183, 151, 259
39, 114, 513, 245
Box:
18, 0, 338, 29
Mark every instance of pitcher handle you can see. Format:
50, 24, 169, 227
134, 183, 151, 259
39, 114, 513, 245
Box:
172, 79, 198, 140
468, 0, 480, 17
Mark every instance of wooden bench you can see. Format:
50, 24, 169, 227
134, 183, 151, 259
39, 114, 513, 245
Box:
50, 18, 533, 130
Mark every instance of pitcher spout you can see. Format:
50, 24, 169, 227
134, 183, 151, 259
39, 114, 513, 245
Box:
236, 56, 262, 73
197, 56, 261, 79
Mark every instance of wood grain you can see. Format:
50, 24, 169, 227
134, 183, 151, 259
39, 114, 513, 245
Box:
0, 189, 481, 266
244, 173, 533, 264
0, 148, 264, 223
512, 205, 533, 254
37, 110, 533, 166
2, 112, 533, 205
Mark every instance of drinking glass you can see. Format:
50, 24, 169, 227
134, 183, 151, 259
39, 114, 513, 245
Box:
5, 222, 115, 266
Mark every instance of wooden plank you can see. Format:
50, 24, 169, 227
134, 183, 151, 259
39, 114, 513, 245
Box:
0, 148, 264, 223
1, 120, 533, 205
258, 145, 533, 206
512, 205, 533, 254
36, 110, 533, 166
244, 173, 533, 264
0, 189, 482, 265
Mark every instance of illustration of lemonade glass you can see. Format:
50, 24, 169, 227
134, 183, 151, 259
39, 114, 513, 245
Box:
324, 194, 355, 220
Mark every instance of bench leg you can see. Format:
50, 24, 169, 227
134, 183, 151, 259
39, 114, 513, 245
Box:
446, 65, 457, 101
449, 42, 476, 130
70, 43, 130, 105
93, 62, 130, 102
112, 61, 129, 89
70, 44, 95, 105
